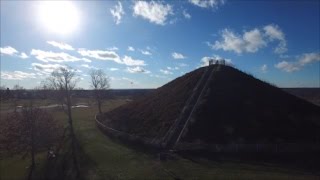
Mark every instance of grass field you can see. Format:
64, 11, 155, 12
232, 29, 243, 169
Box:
1, 98, 319, 179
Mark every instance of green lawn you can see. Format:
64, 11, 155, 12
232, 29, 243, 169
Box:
1, 98, 319, 180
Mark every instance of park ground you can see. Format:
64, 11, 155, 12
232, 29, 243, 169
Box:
0, 97, 319, 180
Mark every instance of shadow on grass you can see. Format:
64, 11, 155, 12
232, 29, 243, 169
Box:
177, 150, 320, 176
38, 135, 103, 180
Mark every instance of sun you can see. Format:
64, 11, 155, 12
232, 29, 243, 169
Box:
37, 1, 80, 35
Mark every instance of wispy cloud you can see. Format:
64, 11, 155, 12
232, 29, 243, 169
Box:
128, 46, 135, 51
275, 52, 320, 72
1, 46, 29, 59
263, 24, 287, 54
167, 66, 179, 70
189, 0, 224, 9
47, 41, 74, 50
0, 46, 18, 55
110, 1, 125, 25
31, 63, 67, 74
122, 55, 146, 66
1, 71, 36, 80
211, 24, 287, 54
127, 66, 150, 73
109, 68, 119, 71
178, 63, 188, 67
31, 49, 91, 63
172, 52, 186, 59
19, 52, 29, 59
183, 9, 191, 19
133, 1, 173, 25
160, 69, 173, 75
77, 49, 146, 67
107, 46, 119, 51
81, 64, 98, 69
140, 50, 152, 56
261, 64, 268, 73
78, 49, 121, 63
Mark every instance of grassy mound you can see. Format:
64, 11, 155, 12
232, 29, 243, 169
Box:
103, 65, 320, 144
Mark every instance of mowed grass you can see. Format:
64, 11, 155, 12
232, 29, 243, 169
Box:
1, 98, 319, 179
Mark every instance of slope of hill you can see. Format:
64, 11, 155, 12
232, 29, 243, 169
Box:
102, 65, 320, 145
104, 67, 205, 139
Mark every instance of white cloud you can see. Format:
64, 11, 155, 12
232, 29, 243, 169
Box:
77, 49, 147, 67
0, 46, 29, 59
274, 61, 299, 72
109, 68, 119, 71
189, 0, 224, 8
299, 52, 320, 65
160, 69, 173, 75
128, 46, 135, 51
261, 64, 268, 73
110, 1, 125, 25
213, 28, 266, 54
81, 64, 98, 69
47, 41, 74, 50
140, 50, 152, 56
107, 46, 119, 51
275, 52, 320, 72
133, 1, 173, 25
172, 52, 186, 59
200, 55, 232, 67
0, 46, 18, 55
19, 52, 29, 59
127, 66, 150, 73
122, 55, 146, 66
243, 29, 266, 52
212, 24, 287, 54
183, 9, 191, 19
31, 49, 90, 63
32, 63, 67, 74
1, 71, 36, 80
263, 24, 287, 54
78, 49, 121, 63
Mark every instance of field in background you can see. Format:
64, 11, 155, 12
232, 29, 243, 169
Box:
1, 97, 319, 179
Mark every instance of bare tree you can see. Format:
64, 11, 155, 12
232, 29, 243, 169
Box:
1, 102, 61, 180
89, 69, 110, 114
45, 67, 80, 176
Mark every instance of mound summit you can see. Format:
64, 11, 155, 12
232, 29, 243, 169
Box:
101, 64, 320, 148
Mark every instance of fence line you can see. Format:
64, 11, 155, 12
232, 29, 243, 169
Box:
95, 114, 320, 153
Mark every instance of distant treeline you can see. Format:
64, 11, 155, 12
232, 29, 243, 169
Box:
283, 88, 320, 106
1, 88, 319, 105
0, 88, 154, 100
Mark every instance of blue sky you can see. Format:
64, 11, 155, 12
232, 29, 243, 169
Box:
1, 0, 319, 89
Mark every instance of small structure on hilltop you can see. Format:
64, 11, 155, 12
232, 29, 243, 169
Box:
209, 59, 226, 66
209, 59, 214, 66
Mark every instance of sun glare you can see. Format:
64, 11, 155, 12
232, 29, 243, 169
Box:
38, 1, 80, 35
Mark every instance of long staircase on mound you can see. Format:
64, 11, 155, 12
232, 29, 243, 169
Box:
162, 64, 218, 150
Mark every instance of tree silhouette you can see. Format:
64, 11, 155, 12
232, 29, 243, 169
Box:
45, 67, 80, 177
1, 102, 60, 180
89, 69, 110, 114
